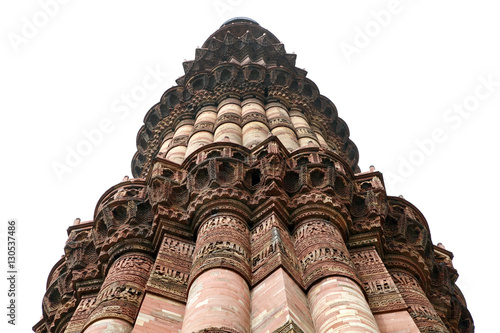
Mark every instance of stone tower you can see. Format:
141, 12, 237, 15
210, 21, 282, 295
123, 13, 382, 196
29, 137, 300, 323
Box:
34, 18, 474, 333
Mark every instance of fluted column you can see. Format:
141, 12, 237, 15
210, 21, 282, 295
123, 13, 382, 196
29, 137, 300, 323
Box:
185, 105, 217, 156
214, 98, 243, 144
241, 98, 270, 149
83, 253, 153, 333
293, 219, 380, 333
166, 120, 194, 164
390, 269, 450, 333
182, 214, 251, 333
265, 102, 299, 151
350, 247, 419, 333
311, 124, 330, 149
158, 131, 173, 158
290, 108, 320, 147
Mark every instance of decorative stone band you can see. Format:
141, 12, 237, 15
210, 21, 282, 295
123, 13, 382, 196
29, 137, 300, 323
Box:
250, 214, 302, 287
213, 98, 243, 145
215, 113, 243, 127
349, 247, 408, 314
241, 112, 269, 127
241, 98, 270, 149
82, 253, 153, 332
389, 269, 450, 333
294, 127, 318, 140
265, 102, 299, 151
146, 235, 195, 302
289, 113, 320, 148
157, 95, 345, 164
132, 78, 361, 178
293, 219, 360, 289
190, 214, 251, 286
265, 102, 293, 127
168, 135, 189, 149
268, 117, 295, 130
192, 121, 215, 135
165, 121, 194, 163
64, 294, 98, 333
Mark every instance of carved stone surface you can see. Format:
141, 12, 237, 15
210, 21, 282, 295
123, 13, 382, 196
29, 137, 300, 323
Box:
293, 219, 358, 289
251, 214, 301, 287
64, 229, 100, 283
146, 236, 194, 301
391, 270, 450, 333
36, 18, 473, 333
84, 253, 153, 329
64, 295, 97, 333
350, 246, 408, 314
191, 215, 251, 284
272, 320, 305, 333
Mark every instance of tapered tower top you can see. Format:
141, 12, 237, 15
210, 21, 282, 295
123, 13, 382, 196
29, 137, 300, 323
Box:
220, 17, 259, 27
131, 18, 360, 178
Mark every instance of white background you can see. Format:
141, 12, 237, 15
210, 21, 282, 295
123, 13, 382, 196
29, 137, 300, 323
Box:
1, 0, 498, 332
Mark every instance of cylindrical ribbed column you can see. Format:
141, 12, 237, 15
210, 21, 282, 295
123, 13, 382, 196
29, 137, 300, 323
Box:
185, 105, 217, 157
390, 270, 450, 333
241, 98, 270, 149
265, 102, 299, 151
83, 253, 153, 333
158, 131, 173, 158
214, 98, 243, 144
166, 121, 194, 164
182, 214, 251, 333
293, 219, 379, 333
290, 108, 320, 148
83, 319, 132, 333
311, 125, 330, 149
183, 268, 250, 333
308, 276, 380, 333
294, 219, 359, 288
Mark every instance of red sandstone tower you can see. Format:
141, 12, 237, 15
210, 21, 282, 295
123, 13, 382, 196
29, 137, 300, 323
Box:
34, 18, 474, 333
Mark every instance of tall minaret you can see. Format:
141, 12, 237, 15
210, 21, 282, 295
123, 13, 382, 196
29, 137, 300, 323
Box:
35, 18, 473, 333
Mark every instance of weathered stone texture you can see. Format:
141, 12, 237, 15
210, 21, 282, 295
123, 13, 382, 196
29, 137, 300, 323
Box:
374, 311, 420, 333
35, 18, 473, 333
308, 276, 381, 333
251, 268, 314, 333
133, 293, 185, 333
182, 268, 251, 333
